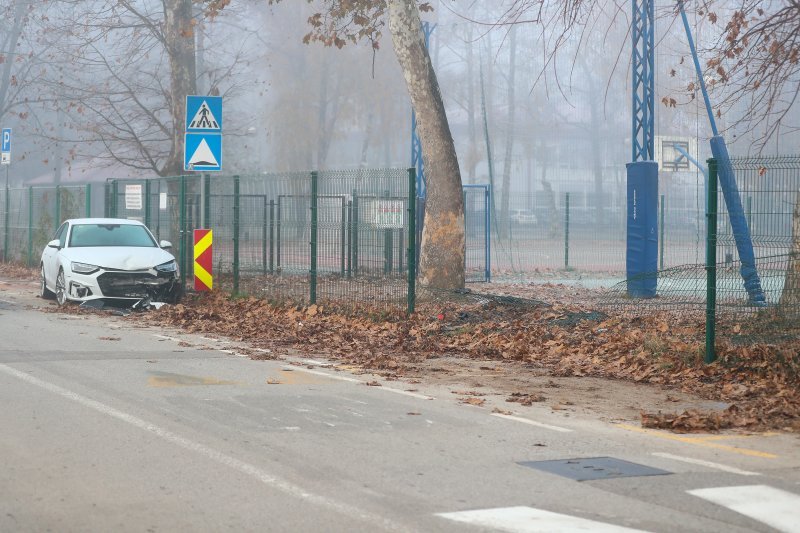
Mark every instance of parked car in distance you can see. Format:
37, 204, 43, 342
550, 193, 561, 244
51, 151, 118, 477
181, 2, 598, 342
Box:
40, 218, 181, 306
510, 209, 538, 225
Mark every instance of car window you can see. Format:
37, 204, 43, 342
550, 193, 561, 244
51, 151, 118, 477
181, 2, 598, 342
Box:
55, 222, 68, 248
69, 224, 157, 248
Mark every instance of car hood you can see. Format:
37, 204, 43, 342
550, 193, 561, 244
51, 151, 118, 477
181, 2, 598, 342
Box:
61, 247, 176, 271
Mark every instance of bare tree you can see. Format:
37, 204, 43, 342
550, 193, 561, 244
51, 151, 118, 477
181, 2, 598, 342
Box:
259, 0, 465, 289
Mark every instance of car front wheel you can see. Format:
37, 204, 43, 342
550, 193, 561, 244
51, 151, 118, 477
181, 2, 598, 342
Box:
55, 268, 67, 306
40, 264, 55, 299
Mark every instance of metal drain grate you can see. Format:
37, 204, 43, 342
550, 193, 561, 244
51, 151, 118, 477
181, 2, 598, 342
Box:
518, 457, 671, 481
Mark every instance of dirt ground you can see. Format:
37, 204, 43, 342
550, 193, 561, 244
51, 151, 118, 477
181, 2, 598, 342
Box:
7, 263, 791, 434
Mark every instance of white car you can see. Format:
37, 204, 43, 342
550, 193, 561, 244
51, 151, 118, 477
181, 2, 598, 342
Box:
40, 218, 182, 306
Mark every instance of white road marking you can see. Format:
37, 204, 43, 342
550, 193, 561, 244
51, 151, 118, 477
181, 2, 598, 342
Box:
0, 363, 406, 532
304, 359, 331, 366
437, 506, 647, 532
379, 386, 435, 401
687, 485, 800, 533
490, 413, 572, 433
219, 349, 249, 358
288, 366, 362, 383
652, 452, 761, 476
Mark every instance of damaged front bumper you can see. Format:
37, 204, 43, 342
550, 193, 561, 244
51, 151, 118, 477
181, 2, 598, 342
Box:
67, 268, 182, 304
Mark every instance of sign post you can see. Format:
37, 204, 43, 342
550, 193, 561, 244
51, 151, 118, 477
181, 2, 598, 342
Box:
2, 127, 9, 262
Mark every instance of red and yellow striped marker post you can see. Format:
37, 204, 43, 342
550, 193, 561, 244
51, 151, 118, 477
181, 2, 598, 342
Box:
193, 229, 213, 291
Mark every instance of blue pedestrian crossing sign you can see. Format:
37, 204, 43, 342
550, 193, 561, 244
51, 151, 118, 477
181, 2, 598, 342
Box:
1, 128, 10, 165
186, 96, 222, 132
184, 96, 221, 172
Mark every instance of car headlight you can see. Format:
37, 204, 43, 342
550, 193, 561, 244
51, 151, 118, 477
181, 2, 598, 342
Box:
155, 260, 178, 274
71, 262, 100, 274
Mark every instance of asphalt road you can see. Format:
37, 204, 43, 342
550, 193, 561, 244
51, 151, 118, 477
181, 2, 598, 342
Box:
1, 282, 799, 532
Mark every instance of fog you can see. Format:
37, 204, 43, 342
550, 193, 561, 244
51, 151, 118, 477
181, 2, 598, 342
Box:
1, 0, 797, 194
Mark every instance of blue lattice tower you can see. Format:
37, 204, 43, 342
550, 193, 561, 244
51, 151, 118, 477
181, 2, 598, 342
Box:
631, 0, 655, 162
626, 0, 659, 297
411, 22, 436, 199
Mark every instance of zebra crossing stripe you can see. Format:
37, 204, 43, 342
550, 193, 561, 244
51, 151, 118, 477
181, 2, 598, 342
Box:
436, 506, 647, 532
687, 485, 800, 533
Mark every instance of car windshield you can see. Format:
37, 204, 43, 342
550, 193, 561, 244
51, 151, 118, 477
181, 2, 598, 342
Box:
69, 224, 156, 248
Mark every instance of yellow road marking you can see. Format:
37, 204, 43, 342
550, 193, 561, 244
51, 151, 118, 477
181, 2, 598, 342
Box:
615, 424, 778, 459
691, 432, 779, 442
266, 369, 339, 386
148, 372, 239, 388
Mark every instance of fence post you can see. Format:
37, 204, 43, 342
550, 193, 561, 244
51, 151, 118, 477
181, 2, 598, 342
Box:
352, 189, 359, 275
407, 168, 416, 314
27, 187, 33, 266
485, 186, 492, 282
3, 185, 8, 262
269, 199, 275, 273
262, 196, 268, 275
55, 185, 61, 231
384, 190, 392, 274
85, 184, 92, 218
705, 158, 718, 364
203, 173, 211, 227
746, 195, 752, 233
233, 175, 240, 295
659, 194, 665, 270
564, 192, 570, 270
143, 180, 151, 228
276, 197, 281, 270
340, 198, 346, 276
179, 176, 187, 288
310, 171, 318, 305
346, 199, 352, 278
112, 180, 119, 217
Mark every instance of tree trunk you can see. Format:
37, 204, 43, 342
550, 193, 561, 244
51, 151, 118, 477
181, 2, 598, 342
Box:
0, 0, 28, 123
500, 27, 517, 239
388, 0, 464, 289
780, 190, 800, 310
162, 0, 198, 176
466, 26, 477, 185
589, 92, 604, 227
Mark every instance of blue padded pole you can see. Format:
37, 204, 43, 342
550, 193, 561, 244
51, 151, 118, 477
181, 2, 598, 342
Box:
678, 1, 718, 137
678, 0, 765, 303
710, 137, 765, 302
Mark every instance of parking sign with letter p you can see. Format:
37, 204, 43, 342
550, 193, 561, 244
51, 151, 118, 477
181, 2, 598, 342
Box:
1, 128, 11, 165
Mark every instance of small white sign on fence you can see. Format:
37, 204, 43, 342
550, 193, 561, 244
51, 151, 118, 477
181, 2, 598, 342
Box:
369, 199, 404, 229
125, 184, 142, 210
159, 192, 168, 210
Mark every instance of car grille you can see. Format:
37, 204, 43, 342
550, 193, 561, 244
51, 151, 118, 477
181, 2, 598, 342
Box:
97, 271, 172, 298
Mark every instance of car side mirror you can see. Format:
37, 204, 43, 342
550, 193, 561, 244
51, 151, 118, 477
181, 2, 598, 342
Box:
159, 240, 172, 249
47, 239, 61, 249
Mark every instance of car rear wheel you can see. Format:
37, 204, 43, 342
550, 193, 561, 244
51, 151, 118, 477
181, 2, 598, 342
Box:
40, 264, 55, 299
55, 268, 67, 306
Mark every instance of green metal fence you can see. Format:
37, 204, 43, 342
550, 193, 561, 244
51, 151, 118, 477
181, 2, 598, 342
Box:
601, 156, 800, 361
1, 184, 93, 265
102, 169, 417, 313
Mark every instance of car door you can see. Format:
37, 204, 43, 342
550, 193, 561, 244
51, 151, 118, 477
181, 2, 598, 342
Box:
44, 222, 68, 284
